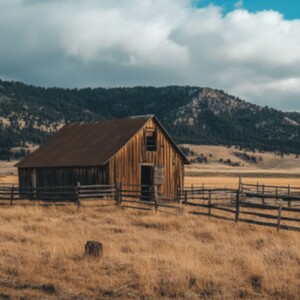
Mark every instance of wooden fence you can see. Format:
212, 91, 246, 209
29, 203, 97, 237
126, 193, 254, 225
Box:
0, 183, 180, 213
238, 181, 300, 231
2, 181, 300, 232
0, 185, 78, 204
240, 182, 300, 206
179, 182, 300, 232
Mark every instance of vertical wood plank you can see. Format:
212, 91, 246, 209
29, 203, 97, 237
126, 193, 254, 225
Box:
235, 190, 240, 223
288, 185, 291, 207
277, 206, 282, 232
208, 190, 212, 217
76, 182, 80, 207
154, 185, 158, 212
10, 185, 14, 205
184, 190, 188, 204
116, 182, 122, 205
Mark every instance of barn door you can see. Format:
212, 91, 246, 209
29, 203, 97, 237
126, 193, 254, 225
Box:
141, 165, 153, 201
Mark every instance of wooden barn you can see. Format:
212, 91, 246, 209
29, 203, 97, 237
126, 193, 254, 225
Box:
16, 115, 189, 199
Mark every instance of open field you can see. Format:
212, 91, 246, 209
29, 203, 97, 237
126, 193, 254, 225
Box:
181, 145, 300, 189
184, 144, 300, 171
0, 204, 300, 299
0, 161, 17, 175
185, 176, 300, 189
1, 151, 300, 298
0, 160, 18, 187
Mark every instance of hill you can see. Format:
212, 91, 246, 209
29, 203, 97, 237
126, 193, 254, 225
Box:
183, 144, 300, 170
1, 79, 300, 159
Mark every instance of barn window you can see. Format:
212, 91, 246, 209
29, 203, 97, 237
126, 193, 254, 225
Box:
146, 129, 157, 151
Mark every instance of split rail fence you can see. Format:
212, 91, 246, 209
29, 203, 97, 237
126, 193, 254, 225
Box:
0, 183, 181, 213
179, 181, 300, 232
2, 180, 300, 231
238, 182, 300, 231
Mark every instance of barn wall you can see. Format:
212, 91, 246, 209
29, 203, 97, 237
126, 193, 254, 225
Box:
18, 118, 185, 199
18, 168, 33, 188
109, 118, 184, 199
18, 164, 109, 188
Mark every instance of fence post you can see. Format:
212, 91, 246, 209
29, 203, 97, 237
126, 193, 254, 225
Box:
33, 186, 37, 201
116, 182, 122, 205
119, 182, 122, 205
76, 182, 81, 207
238, 176, 242, 191
256, 182, 259, 194
230, 191, 234, 204
235, 189, 240, 223
10, 185, 14, 205
262, 184, 265, 205
115, 182, 119, 204
288, 185, 291, 207
277, 206, 282, 232
154, 185, 158, 212
184, 190, 188, 204
208, 190, 212, 217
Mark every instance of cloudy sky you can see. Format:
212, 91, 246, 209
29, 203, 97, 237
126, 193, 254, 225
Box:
0, 0, 300, 111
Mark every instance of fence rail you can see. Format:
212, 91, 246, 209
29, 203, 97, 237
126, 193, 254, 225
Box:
178, 182, 300, 232
2, 180, 300, 232
0, 183, 180, 213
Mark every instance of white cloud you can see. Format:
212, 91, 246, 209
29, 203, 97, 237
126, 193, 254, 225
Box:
0, 0, 300, 110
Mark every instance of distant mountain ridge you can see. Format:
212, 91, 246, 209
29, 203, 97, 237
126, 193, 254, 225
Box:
1, 79, 300, 159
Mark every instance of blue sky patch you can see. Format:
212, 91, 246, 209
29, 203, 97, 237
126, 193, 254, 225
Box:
196, 0, 300, 20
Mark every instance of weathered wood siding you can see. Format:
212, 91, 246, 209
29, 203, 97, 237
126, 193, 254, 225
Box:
19, 164, 109, 188
18, 168, 33, 188
109, 118, 184, 199
18, 117, 185, 199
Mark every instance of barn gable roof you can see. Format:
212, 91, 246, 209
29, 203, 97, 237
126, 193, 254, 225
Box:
16, 115, 188, 168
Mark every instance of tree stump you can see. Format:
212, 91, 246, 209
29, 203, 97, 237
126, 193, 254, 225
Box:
84, 241, 103, 258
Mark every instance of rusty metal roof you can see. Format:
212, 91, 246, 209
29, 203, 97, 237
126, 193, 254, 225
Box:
16, 115, 188, 168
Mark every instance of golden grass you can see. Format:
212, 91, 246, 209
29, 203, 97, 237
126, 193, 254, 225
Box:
184, 144, 300, 170
0, 204, 300, 299
186, 176, 300, 189
0, 175, 18, 186
1, 159, 300, 298
0, 161, 18, 175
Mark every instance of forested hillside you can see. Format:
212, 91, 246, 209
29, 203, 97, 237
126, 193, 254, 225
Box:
1, 79, 300, 159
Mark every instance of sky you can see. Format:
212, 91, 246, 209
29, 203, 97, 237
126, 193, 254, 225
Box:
0, 0, 300, 111
197, 0, 300, 20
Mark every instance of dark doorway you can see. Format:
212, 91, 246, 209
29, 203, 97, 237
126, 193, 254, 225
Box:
141, 165, 153, 201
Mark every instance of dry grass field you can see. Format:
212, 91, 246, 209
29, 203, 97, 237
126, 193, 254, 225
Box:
0, 204, 300, 299
0, 160, 18, 187
184, 145, 300, 171
1, 148, 300, 299
185, 176, 300, 189
183, 145, 300, 189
